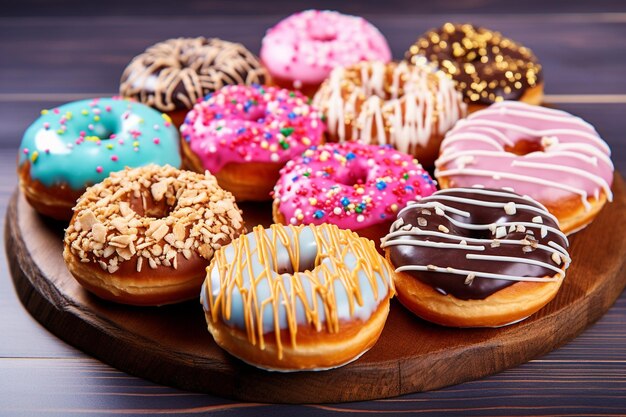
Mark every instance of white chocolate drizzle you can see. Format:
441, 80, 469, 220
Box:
314, 61, 466, 154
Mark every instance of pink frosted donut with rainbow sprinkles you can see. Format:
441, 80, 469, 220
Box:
435, 101, 614, 235
272, 142, 437, 244
180, 84, 325, 201
260, 9, 392, 96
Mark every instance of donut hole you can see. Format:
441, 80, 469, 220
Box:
87, 118, 118, 141
275, 256, 317, 275
309, 31, 338, 42
334, 161, 370, 187
127, 191, 175, 219
504, 138, 544, 156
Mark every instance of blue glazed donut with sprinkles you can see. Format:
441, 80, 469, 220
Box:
18, 97, 182, 220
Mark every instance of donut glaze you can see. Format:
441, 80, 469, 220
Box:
406, 23, 543, 107
435, 101, 613, 231
260, 10, 391, 90
201, 223, 394, 370
120, 37, 267, 123
180, 84, 325, 175
272, 142, 437, 231
382, 187, 570, 300
19, 98, 180, 189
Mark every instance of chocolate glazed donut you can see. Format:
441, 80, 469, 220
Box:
382, 187, 570, 327
405, 23, 543, 112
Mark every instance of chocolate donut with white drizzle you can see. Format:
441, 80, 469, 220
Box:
382, 187, 570, 327
120, 37, 267, 126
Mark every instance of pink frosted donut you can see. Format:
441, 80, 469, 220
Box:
435, 101, 614, 234
260, 10, 392, 96
180, 84, 325, 201
272, 142, 437, 244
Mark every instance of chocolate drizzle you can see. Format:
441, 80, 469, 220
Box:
405, 23, 542, 105
382, 188, 569, 300
120, 37, 268, 112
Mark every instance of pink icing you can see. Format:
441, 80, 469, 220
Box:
272, 142, 437, 230
180, 84, 325, 173
435, 101, 614, 208
260, 10, 392, 86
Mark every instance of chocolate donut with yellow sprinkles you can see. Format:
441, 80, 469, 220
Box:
405, 23, 543, 112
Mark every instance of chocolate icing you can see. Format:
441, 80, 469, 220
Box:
120, 37, 268, 112
405, 23, 542, 105
383, 188, 569, 300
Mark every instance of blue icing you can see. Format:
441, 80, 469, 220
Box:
18, 97, 181, 190
207, 225, 390, 334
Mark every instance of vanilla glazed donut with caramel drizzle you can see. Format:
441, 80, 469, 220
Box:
63, 164, 245, 306
201, 223, 395, 371
313, 61, 466, 167
382, 187, 570, 328
405, 23, 543, 113
120, 37, 268, 127
435, 101, 614, 234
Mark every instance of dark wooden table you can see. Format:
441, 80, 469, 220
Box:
2, 1, 626, 415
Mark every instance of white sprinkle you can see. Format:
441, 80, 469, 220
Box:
495, 226, 507, 239
541, 226, 548, 238
270, 153, 279, 162
435, 206, 445, 216
333, 207, 342, 215
418, 217, 427, 227
464, 273, 476, 285
532, 216, 543, 224
552, 252, 562, 265
356, 215, 365, 223
438, 225, 449, 233
504, 202, 516, 215
491, 240, 501, 248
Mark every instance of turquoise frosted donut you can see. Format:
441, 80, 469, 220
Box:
18, 97, 182, 220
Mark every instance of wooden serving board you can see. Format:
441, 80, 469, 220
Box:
6, 174, 626, 404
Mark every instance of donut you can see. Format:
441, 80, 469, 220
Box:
434, 101, 614, 235
405, 23, 543, 113
120, 37, 268, 127
180, 84, 325, 201
63, 164, 245, 306
18, 97, 181, 221
381, 187, 570, 327
272, 142, 437, 245
313, 61, 467, 167
201, 223, 394, 371
260, 10, 391, 97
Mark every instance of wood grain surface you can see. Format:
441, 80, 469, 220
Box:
2, 0, 626, 415
6, 175, 626, 403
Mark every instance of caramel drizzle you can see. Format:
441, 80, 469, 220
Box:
120, 37, 267, 111
205, 224, 393, 359
314, 61, 466, 154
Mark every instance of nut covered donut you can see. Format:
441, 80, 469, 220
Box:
313, 61, 466, 167
63, 164, 245, 306
201, 223, 394, 371
180, 84, 325, 201
260, 10, 391, 96
435, 101, 614, 234
18, 97, 182, 220
120, 37, 268, 126
405, 23, 543, 112
382, 187, 570, 327
272, 142, 437, 244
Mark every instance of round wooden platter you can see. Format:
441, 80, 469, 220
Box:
6, 174, 626, 404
